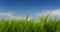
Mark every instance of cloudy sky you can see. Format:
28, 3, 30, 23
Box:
0, 0, 60, 19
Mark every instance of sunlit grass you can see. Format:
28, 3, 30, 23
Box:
0, 14, 60, 32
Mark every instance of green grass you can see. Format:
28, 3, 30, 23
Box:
0, 14, 60, 32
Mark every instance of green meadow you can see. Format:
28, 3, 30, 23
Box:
0, 14, 60, 32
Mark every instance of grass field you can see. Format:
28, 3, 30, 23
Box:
0, 14, 60, 32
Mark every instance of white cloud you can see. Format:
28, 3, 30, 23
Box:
0, 12, 30, 21
0, 9, 60, 20
0, 12, 23, 19
51, 9, 60, 16
36, 9, 60, 16
0, 13, 12, 17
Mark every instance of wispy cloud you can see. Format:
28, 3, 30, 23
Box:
36, 9, 60, 16
1, 9, 60, 19
0, 13, 12, 17
0, 12, 30, 20
51, 9, 60, 16
0, 12, 24, 19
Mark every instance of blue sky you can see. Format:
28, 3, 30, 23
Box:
0, 0, 60, 19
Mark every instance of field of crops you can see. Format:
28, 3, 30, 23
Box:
0, 14, 60, 32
